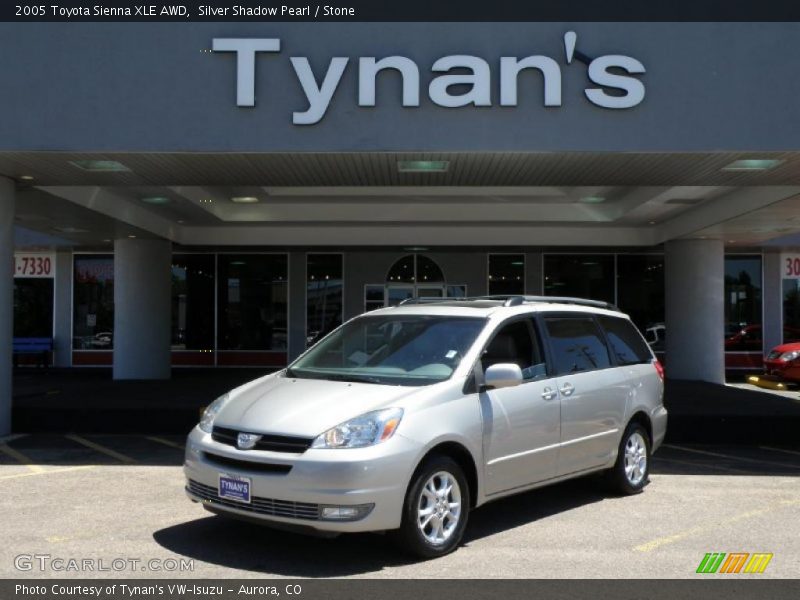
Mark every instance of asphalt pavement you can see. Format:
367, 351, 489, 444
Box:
1, 434, 798, 578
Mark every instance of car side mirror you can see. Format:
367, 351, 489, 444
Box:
483, 363, 523, 390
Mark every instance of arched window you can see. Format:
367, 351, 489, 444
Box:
416, 255, 444, 283
385, 254, 444, 283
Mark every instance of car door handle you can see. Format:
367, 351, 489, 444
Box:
559, 382, 575, 396
541, 387, 557, 401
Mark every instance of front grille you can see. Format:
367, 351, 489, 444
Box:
187, 479, 320, 520
212, 426, 314, 453
767, 350, 782, 360
202, 452, 292, 475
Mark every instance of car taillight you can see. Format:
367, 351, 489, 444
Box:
653, 359, 665, 381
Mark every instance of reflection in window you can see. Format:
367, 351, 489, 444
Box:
171, 255, 215, 351
307, 254, 343, 347
14, 279, 53, 337
544, 317, 611, 375
616, 255, 665, 332
544, 255, 614, 304
72, 256, 114, 350
597, 316, 652, 365
724, 256, 762, 352
218, 255, 288, 351
488, 254, 524, 296
291, 315, 485, 385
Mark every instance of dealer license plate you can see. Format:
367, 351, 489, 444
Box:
218, 474, 251, 504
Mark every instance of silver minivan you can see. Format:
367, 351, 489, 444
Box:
184, 296, 667, 558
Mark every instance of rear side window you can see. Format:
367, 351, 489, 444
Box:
598, 316, 653, 365
544, 316, 611, 375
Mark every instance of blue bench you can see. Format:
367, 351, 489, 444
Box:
12, 337, 53, 369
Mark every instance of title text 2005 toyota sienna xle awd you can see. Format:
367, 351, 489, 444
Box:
184, 295, 667, 558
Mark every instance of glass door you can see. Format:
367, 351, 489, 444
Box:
386, 285, 415, 306
416, 285, 445, 298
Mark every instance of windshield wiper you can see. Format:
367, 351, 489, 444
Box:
322, 373, 385, 384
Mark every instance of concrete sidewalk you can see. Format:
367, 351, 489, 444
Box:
10, 368, 800, 442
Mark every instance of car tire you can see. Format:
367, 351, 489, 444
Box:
605, 422, 651, 495
391, 455, 470, 559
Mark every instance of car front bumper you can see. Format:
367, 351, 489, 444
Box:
183, 426, 419, 533
764, 359, 800, 382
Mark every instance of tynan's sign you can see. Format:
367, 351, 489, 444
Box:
213, 31, 646, 125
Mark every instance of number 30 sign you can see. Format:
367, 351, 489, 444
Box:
782, 254, 800, 280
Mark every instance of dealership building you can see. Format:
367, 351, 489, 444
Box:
2, 22, 800, 434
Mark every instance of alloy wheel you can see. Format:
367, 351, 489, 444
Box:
623, 431, 648, 486
416, 470, 462, 545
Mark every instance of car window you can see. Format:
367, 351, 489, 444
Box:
481, 319, 547, 381
544, 316, 612, 375
288, 314, 486, 386
598, 316, 652, 365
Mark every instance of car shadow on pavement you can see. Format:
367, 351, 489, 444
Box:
152, 477, 607, 577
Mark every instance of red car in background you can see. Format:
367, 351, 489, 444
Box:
725, 325, 800, 352
764, 343, 800, 383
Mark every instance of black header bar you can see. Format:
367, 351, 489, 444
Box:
4, 579, 800, 600
5, 0, 800, 22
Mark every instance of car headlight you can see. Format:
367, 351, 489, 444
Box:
781, 350, 800, 362
311, 408, 403, 449
198, 394, 230, 433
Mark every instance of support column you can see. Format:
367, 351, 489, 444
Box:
0, 178, 13, 435
762, 252, 784, 353
113, 238, 171, 380
52, 249, 73, 368
665, 239, 725, 383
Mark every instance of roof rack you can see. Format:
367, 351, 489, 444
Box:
397, 295, 620, 311
397, 297, 457, 305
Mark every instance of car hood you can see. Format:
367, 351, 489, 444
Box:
214, 374, 421, 438
768, 343, 800, 355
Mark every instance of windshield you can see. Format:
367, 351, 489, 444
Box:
287, 314, 487, 386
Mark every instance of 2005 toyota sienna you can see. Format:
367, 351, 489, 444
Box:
184, 295, 667, 558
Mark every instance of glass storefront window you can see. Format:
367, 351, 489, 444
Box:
218, 254, 288, 351
72, 255, 114, 350
447, 285, 467, 298
488, 254, 524, 295
171, 254, 215, 351
782, 279, 800, 343
14, 279, 54, 338
724, 256, 763, 352
616, 255, 665, 334
306, 254, 343, 346
544, 255, 614, 304
365, 285, 385, 312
